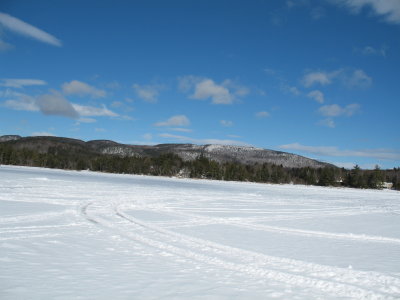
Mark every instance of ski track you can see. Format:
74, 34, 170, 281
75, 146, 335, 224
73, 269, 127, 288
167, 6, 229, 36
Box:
1, 166, 400, 299
118, 202, 400, 245
0, 210, 76, 225
78, 200, 400, 299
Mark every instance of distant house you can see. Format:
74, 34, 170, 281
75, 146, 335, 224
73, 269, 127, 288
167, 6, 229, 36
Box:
382, 182, 393, 189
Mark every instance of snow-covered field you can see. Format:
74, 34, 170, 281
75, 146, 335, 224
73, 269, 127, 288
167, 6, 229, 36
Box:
1, 166, 399, 299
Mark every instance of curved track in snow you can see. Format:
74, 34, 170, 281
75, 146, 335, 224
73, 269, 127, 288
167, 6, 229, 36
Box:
80, 200, 400, 299
1, 166, 400, 299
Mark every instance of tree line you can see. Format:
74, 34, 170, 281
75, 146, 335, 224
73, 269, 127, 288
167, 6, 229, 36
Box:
0, 144, 399, 190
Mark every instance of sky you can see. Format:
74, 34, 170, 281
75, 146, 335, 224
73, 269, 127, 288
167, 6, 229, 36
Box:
0, 0, 399, 169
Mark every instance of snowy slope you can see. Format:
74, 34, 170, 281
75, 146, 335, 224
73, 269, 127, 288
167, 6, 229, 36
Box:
0, 165, 399, 299
1, 136, 333, 168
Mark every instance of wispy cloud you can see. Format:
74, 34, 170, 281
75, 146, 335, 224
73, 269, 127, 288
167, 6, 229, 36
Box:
0, 78, 47, 88
142, 133, 153, 140
329, 0, 400, 24
77, 118, 97, 123
0, 12, 62, 46
346, 69, 372, 88
31, 131, 55, 137
307, 90, 325, 103
3, 91, 38, 111
255, 111, 270, 118
132, 83, 163, 102
318, 118, 336, 128
282, 84, 301, 96
302, 69, 372, 88
62, 80, 106, 98
72, 104, 119, 117
279, 142, 400, 160
159, 133, 249, 146
168, 128, 193, 133
302, 70, 338, 87
220, 120, 233, 127
358, 45, 387, 57
318, 103, 360, 117
105, 80, 121, 90
154, 115, 190, 127
179, 76, 248, 105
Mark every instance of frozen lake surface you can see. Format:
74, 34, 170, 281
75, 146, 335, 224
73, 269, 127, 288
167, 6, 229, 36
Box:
1, 165, 399, 299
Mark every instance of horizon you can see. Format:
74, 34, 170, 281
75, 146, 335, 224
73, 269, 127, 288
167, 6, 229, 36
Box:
0, 133, 393, 170
1, 1, 399, 169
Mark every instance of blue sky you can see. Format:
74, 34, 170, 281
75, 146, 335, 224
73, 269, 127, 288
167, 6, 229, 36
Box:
0, 0, 399, 169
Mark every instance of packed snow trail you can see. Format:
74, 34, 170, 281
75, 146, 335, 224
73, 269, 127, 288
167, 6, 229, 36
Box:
1, 166, 400, 299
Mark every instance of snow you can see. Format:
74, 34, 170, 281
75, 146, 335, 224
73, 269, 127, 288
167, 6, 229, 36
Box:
0, 165, 399, 299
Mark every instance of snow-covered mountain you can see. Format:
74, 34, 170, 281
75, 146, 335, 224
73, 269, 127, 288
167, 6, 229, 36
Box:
0, 135, 21, 142
0, 135, 334, 168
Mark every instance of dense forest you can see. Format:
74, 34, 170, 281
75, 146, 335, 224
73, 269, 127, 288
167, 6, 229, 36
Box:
0, 143, 399, 190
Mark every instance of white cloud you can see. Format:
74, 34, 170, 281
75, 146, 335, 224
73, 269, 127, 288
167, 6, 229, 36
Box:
307, 90, 325, 103
111, 101, 123, 108
282, 84, 301, 96
72, 104, 118, 117
62, 80, 106, 98
302, 69, 372, 88
77, 118, 97, 123
220, 120, 233, 127
132, 83, 162, 102
178, 76, 248, 105
2, 89, 118, 120
105, 81, 121, 89
159, 133, 249, 146
318, 103, 360, 117
255, 111, 270, 118
332, 161, 357, 169
347, 69, 372, 88
302, 71, 336, 87
222, 79, 250, 97
178, 75, 198, 92
0, 78, 47, 88
0, 12, 62, 46
95, 128, 106, 132
154, 115, 190, 127
121, 115, 134, 121
31, 131, 55, 137
264, 68, 277, 76
3, 92, 38, 111
169, 128, 193, 133
360, 45, 387, 56
318, 118, 336, 128
37, 93, 79, 119
143, 133, 153, 140
330, 0, 400, 24
193, 79, 233, 104
279, 142, 400, 160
